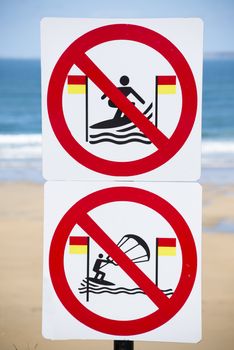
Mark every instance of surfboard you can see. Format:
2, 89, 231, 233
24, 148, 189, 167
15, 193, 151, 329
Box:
89, 102, 153, 130
90, 116, 131, 129
88, 277, 115, 286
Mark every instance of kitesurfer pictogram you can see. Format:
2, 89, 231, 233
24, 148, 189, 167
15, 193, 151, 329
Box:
73, 234, 175, 301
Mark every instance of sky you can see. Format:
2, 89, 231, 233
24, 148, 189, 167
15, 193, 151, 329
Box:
0, 0, 234, 58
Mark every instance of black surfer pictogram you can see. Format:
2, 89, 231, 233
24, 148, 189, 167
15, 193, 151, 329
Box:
76, 234, 175, 301
66, 73, 177, 145
91, 75, 146, 129
88, 75, 153, 144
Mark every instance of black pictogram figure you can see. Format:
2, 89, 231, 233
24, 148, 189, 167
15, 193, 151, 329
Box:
90, 76, 146, 129
92, 253, 113, 280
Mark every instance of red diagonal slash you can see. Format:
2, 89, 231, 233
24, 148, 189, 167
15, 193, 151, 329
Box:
76, 211, 169, 309
74, 53, 169, 149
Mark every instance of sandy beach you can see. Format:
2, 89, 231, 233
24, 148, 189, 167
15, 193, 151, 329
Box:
0, 182, 234, 350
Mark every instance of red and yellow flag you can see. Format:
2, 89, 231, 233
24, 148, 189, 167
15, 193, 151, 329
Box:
67, 75, 87, 94
157, 76, 176, 94
69, 236, 89, 254
157, 237, 176, 256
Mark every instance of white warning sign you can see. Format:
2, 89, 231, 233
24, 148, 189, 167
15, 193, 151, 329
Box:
41, 18, 203, 181
42, 181, 201, 342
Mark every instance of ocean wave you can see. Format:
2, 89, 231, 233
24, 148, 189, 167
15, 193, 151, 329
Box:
0, 134, 42, 145
202, 140, 234, 154
1, 133, 234, 166
202, 140, 234, 168
0, 134, 42, 159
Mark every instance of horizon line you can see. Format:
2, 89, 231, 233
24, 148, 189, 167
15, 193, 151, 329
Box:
1, 51, 234, 60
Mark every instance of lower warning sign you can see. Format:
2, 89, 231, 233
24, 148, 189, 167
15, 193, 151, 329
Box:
42, 182, 201, 342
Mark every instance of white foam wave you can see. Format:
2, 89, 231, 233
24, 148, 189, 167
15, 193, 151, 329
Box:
202, 140, 234, 154
0, 134, 42, 159
202, 139, 234, 168
0, 133, 42, 145
0, 134, 234, 168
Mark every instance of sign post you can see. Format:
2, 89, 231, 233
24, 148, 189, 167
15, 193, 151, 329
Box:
114, 340, 133, 350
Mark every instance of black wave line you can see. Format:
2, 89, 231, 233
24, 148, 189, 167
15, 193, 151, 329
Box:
161, 289, 173, 292
90, 132, 148, 139
79, 288, 173, 296
80, 279, 173, 294
89, 138, 151, 145
79, 287, 173, 296
164, 292, 173, 296
117, 113, 153, 133
79, 287, 141, 292
98, 287, 143, 291
81, 279, 173, 292
80, 280, 173, 292
80, 286, 144, 292
79, 286, 141, 292
79, 290, 145, 295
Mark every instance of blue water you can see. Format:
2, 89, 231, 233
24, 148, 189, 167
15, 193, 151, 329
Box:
203, 59, 234, 140
0, 59, 41, 134
0, 58, 234, 182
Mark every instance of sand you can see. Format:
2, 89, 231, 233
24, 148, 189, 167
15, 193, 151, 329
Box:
0, 182, 234, 350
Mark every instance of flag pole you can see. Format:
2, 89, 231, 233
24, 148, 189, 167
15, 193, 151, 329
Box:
85, 76, 89, 142
86, 237, 90, 302
155, 76, 158, 127
114, 340, 134, 350
155, 238, 158, 286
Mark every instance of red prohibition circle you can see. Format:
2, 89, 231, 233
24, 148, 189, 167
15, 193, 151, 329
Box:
47, 24, 197, 176
49, 187, 197, 335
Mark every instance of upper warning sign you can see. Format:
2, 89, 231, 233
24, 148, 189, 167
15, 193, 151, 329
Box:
41, 18, 203, 181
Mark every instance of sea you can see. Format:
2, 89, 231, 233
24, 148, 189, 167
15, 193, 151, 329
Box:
0, 58, 234, 183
